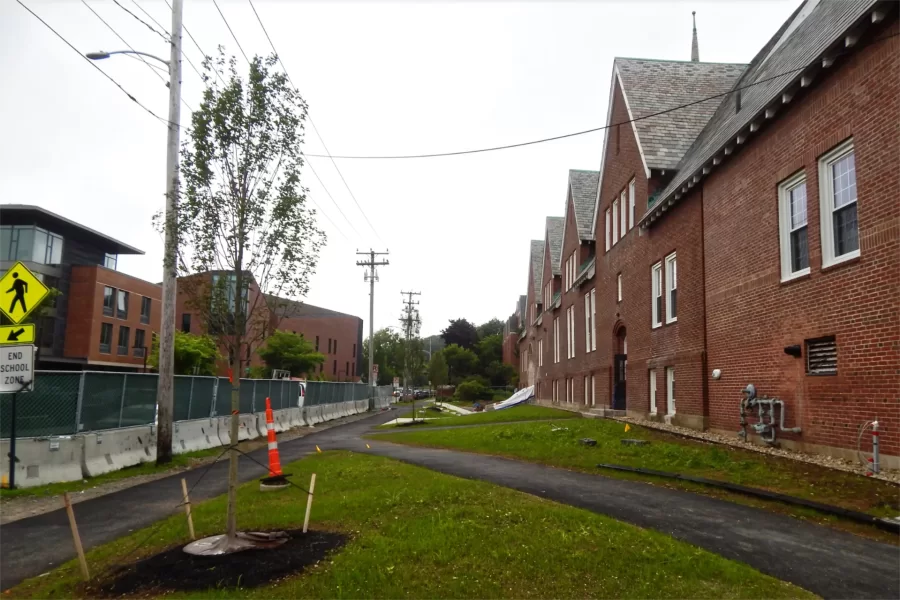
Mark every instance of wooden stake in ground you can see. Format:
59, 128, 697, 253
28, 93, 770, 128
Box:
302, 473, 317, 533
62, 492, 90, 581
181, 478, 196, 540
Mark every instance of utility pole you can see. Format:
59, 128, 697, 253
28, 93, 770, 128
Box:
356, 250, 389, 407
400, 291, 421, 409
155, 0, 183, 465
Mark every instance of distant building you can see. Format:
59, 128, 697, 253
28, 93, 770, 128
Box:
0, 204, 158, 371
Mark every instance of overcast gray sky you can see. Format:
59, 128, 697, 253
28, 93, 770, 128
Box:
2, 0, 800, 338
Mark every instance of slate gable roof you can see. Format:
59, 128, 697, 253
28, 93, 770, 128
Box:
617, 58, 746, 170
546, 217, 565, 276
529, 240, 544, 297
569, 169, 600, 241
645, 0, 880, 224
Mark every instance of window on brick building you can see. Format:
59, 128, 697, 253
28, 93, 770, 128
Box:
140, 296, 151, 324
333, 359, 337, 375
181, 313, 191, 333
605, 208, 612, 252
103, 286, 115, 316
134, 329, 146, 357
116, 289, 128, 319
651, 262, 662, 328
665, 253, 677, 323
352, 343, 356, 356
617, 273, 622, 302
628, 178, 636, 230
328, 338, 332, 353
538, 338, 543, 367
649, 369, 657, 415
553, 317, 560, 363
99, 322, 113, 353
612, 200, 619, 244
806, 336, 837, 375
117, 326, 130, 355
566, 305, 575, 359
778, 172, 810, 280
590, 289, 596, 351
583, 292, 592, 353
620, 190, 627, 237
818, 139, 858, 267
315, 336, 319, 351
666, 367, 676, 415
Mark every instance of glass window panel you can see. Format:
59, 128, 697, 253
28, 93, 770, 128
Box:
789, 183, 807, 230
13, 226, 34, 261
831, 153, 856, 209
32, 229, 48, 264
790, 227, 809, 272
833, 204, 859, 256
117, 290, 129, 318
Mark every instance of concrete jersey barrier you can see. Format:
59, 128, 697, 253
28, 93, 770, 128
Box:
1, 436, 84, 488
173, 419, 218, 454
82, 426, 156, 477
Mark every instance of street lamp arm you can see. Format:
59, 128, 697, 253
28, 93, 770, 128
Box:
86, 50, 170, 66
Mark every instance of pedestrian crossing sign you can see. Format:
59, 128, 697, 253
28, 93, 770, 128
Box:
0, 262, 50, 324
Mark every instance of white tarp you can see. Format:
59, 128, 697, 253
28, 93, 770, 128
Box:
492, 386, 534, 411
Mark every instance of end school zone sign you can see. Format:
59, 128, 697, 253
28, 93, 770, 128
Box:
0, 345, 34, 393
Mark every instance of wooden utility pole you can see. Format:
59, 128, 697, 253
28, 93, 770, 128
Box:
356, 250, 389, 403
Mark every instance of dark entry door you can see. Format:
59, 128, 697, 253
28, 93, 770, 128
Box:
612, 354, 627, 410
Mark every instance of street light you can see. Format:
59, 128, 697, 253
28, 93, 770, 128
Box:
86, 50, 169, 65
84, 0, 183, 465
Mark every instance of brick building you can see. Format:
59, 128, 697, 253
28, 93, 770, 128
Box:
501, 295, 525, 369
1, 205, 158, 371
511, 0, 899, 466
518, 240, 544, 388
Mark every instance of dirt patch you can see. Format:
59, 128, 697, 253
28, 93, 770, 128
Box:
89, 530, 347, 596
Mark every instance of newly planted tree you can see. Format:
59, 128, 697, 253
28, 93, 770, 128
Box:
173, 49, 324, 543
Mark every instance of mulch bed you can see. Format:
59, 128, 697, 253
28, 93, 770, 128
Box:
90, 530, 347, 596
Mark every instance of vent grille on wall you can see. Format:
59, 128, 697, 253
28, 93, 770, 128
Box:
806, 336, 837, 375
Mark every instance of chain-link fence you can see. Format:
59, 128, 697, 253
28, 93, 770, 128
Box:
1, 372, 392, 438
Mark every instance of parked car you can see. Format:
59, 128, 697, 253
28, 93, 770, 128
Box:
414, 390, 428, 400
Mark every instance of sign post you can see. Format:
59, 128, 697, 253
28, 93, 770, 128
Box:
0, 262, 45, 490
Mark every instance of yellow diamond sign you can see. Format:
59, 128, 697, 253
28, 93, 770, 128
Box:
0, 262, 50, 324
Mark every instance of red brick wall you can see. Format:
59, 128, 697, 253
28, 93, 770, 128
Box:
587, 79, 707, 425
519, 259, 539, 389
64, 265, 162, 367
277, 314, 362, 381
538, 240, 564, 401
702, 24, 900, 455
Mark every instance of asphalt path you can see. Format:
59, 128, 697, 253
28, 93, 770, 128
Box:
2, 406, 897, 599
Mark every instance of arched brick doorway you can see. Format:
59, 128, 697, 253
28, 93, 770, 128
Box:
612, 324, 627, 410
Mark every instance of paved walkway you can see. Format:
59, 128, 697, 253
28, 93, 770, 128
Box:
2, 408, 898, 599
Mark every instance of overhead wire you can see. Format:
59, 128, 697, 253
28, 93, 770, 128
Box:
15, 0, 174, 126
213, 0, 250, 64
247, 0, 386, 247
300, 31, 899, 161
130, 0, 206, 84
111, 0, 168, 44
81, 0, 167, 86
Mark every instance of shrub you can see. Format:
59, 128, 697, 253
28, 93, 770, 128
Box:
456, 380, 487, 401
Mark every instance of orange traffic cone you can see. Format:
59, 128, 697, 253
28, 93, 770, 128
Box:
260, 397, 290, 491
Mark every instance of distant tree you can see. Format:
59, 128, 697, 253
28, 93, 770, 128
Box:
441, 318, 478, 349
442, 344, 478, 384
476, 318, 504, 340
256, 330, 325, 377
361, 328, 404, 385
149, 330, 221, 376
475, 334, 503, 370
428, 350, 448, 389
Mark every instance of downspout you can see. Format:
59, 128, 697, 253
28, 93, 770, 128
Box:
699, 183, 710, 428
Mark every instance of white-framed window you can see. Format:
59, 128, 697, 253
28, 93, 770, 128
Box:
665, 252, 677, 323
538, 339, 543, 367
552, 379, 557, 403
649, 369, 658, 415
571, 251, 577, 287
818, 139, 859, 267
590, 289, 596, 351
553, 317, 560, 363
590, 374, 596, 406
612, 199, 619, 244
620, 190, 627, 237
566, 305, 575, 359
583, 375, 589, 405
584, 292, 592, 352
666, 367, 675, 415
605, 208, 612, 252
651, 262, 662, 328
628, 178, 635, 230
617, 273, 622, 302
778, 172, 810, 281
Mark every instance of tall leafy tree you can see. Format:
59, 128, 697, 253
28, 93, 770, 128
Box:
442, 344, 478, 384
428, 350, 448, 391
172, 50, 325, 543
149, 330, 221, 376
476, 318, 504, 340
441, 318, 478, 349
361, 328, 404, 385
256, 330, 324, 377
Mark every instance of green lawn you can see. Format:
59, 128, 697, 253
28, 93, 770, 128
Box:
0, 446, 229, 500
379, 404, 580, 428
373, 419, 900, 519
9, 452, 811, 599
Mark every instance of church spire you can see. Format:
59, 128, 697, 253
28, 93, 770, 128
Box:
691, 11, 699, 62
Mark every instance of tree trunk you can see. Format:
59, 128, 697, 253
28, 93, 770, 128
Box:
226, 257, 245, 539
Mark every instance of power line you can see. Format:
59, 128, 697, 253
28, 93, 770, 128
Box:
246, 0, 386, 247
213, 0, 250, 64
131, 0, 206, 83
301, 31, 899, 160
305, 158, 363, 240
111, 0, 168, 43
81, 0, 167, 86
162, 0, 228, 87
15, 0, 173, 126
